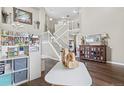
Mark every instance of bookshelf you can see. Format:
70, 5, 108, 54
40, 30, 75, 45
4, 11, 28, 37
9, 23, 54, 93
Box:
0, 30, 29, 86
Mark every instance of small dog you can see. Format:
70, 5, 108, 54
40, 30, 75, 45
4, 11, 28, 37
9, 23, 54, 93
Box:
61, 48, 79, 68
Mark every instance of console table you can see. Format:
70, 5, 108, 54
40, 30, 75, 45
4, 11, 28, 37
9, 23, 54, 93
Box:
79, 45, 106, 63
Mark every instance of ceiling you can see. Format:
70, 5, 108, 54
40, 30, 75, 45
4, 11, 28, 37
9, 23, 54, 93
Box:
45, 7, 80, 20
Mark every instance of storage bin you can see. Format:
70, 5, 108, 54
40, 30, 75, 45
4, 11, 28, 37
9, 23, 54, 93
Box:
13, 58, 27, 71
0, 64, 5, 75
0, 71, 4, 75
14, 70, 27, 83
0, 74, 12, 86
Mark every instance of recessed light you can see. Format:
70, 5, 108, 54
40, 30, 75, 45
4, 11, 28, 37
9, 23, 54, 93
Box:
61, 17, 65, 19
49, 18, 53, 21
73, 10, 78, 14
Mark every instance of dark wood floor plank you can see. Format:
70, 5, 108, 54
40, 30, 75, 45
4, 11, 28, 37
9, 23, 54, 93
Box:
21, 58, 124, 86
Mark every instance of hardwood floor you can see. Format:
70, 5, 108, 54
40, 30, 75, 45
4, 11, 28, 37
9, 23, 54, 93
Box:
85, 61, 124, 85
21, 58, 58, 86
21, 58, 124, 86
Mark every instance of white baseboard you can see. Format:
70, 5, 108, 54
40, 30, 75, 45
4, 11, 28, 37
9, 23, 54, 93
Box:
42, 55, 124, 66
41, 55, 60, 61
107, 61, 124, 66
41, 55, 48, 58
48, 56, 60, 61
41, 56, 124, 66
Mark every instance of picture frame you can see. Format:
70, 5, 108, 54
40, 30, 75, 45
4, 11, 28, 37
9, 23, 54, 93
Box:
13, 8, 32, 25
85, 34, 102, 44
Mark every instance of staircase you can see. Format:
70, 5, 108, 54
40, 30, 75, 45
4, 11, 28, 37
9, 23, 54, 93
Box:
42, 20, 80, 60
54, 23, 69, 48
42, 31, 62, 60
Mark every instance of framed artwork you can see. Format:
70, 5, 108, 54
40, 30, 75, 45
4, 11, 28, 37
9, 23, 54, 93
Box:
13, 8, 32, 25
85, 34, 101, 44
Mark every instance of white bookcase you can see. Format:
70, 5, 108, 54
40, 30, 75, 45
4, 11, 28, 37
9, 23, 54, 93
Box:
0, 30, 41, 86
0, 30, 30, 86
0, 56, 29, 86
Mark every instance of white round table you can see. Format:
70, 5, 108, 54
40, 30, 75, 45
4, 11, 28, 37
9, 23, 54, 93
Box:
45, 62, 92, 86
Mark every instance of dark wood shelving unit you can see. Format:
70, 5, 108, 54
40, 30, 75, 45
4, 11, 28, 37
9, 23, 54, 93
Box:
79, 45, 106, 63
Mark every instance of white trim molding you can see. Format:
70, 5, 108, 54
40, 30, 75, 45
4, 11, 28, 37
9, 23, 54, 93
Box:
107, 61, 124, 66
41, 55, 60, 61
48, 42, 60, 56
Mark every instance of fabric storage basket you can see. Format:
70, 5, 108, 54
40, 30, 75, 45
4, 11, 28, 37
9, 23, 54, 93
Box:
0, 64, 5, 75
13, 58, 27, 71
0, 74, 12, 86
14, 70, 27, 83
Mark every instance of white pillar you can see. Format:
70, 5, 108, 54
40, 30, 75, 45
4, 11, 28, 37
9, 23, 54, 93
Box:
41, 60, 45, 71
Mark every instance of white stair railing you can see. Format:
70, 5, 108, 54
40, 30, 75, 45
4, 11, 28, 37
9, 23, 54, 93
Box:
58, 38, 68, 48
41, 20, 80, 60
55, 24, 65, 33
55, 32, 69, 48
54, 23, 69, 48
53, 20, 80, 49
54, 23, 69, 37
42, 31, 63, 58
42, 20, 80, 57
48, 31, 62, 47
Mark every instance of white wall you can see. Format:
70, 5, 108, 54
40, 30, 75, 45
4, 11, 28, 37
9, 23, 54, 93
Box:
42, 42, 60, 60
0, 7, 45, 35
0, 8, 1, 26
80, 7, 124, 64
39, 8, 45, 33
45, 14, 57, 34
